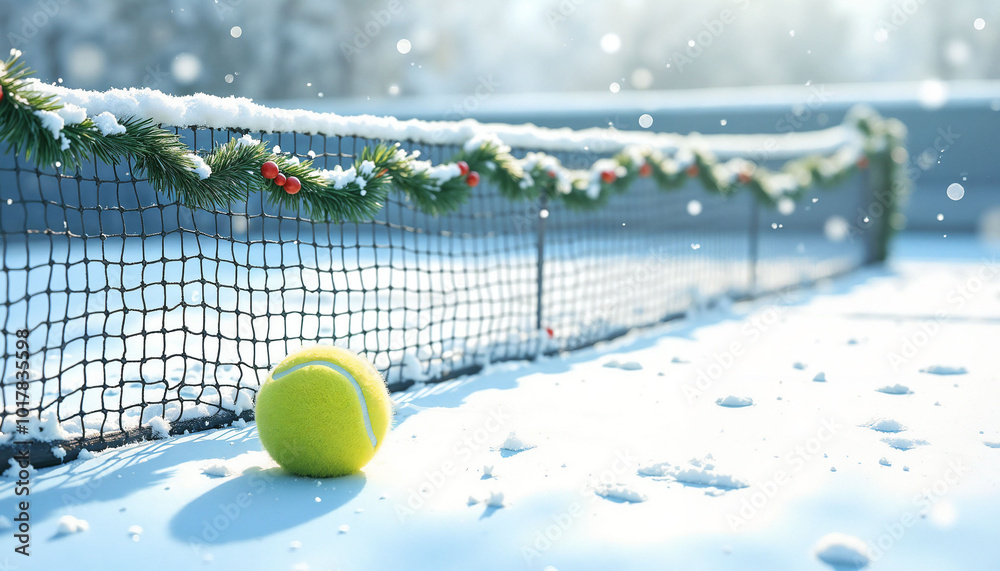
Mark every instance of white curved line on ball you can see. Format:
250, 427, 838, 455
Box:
272, 360, 378, 448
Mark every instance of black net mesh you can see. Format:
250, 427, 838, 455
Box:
0, 127, 879, 468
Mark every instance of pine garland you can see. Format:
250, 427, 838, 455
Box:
0, 52, 909, 259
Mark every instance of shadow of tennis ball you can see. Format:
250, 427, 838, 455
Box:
170, 466, 365, 545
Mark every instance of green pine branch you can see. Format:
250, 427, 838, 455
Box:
0, 52, 907, 232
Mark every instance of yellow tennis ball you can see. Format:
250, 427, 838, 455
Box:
255, 345, 392, 478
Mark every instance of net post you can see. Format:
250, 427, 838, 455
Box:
748, 197, 759, 296
867, 156, 888, 264
535, 191, 548, 339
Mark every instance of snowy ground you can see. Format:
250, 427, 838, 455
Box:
3, 234, 999, 570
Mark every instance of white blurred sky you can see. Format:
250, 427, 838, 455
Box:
1, 0, 998, 100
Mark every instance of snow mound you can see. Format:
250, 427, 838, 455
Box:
338, 524, 350, 534
603, 359, 643, 371
638, 455, 748, 490
814, 532, 871, 569
594, 483, 647, 503
984, 441, 1000, 449
399, 352, 429, 383
148, 416, 171, 439
202, 462, 233, 478
56, 515, 90, 536
876, 384, 912, 395
882, 437, 928, 451
486, 491, 507, 508
482, 464, 494, 478
920, 365, 967, 375
91, 111, 126, 136
467, 491, 507, 507
499, 432, 536, 452
813, 372, 827, 382
793, 362, 807, 370
878, 457, 891, 467
77, 449, 95, 461
37, 412, 73, 441
862, 418, 907, 433
715, 395, 754, 408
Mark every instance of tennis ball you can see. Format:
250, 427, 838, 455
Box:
255, 345, 392, 478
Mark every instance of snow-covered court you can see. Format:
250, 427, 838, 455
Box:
4, 235, 1000, 570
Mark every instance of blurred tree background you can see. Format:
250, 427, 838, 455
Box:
1, 0, 997, 101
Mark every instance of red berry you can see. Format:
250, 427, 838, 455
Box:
261, 160, 279, 179
457, 161, 470, 176
686, 165, 700, 178
857, 156, 870, 170
738, 171, 752, 184
284, 176, 301, 194
466, 171, 481, 187
274, 173, 287, 186
547, 170, 557, 179
600, 170, 616, 184
639, 163, 653, 177
545, 327, 554, 338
